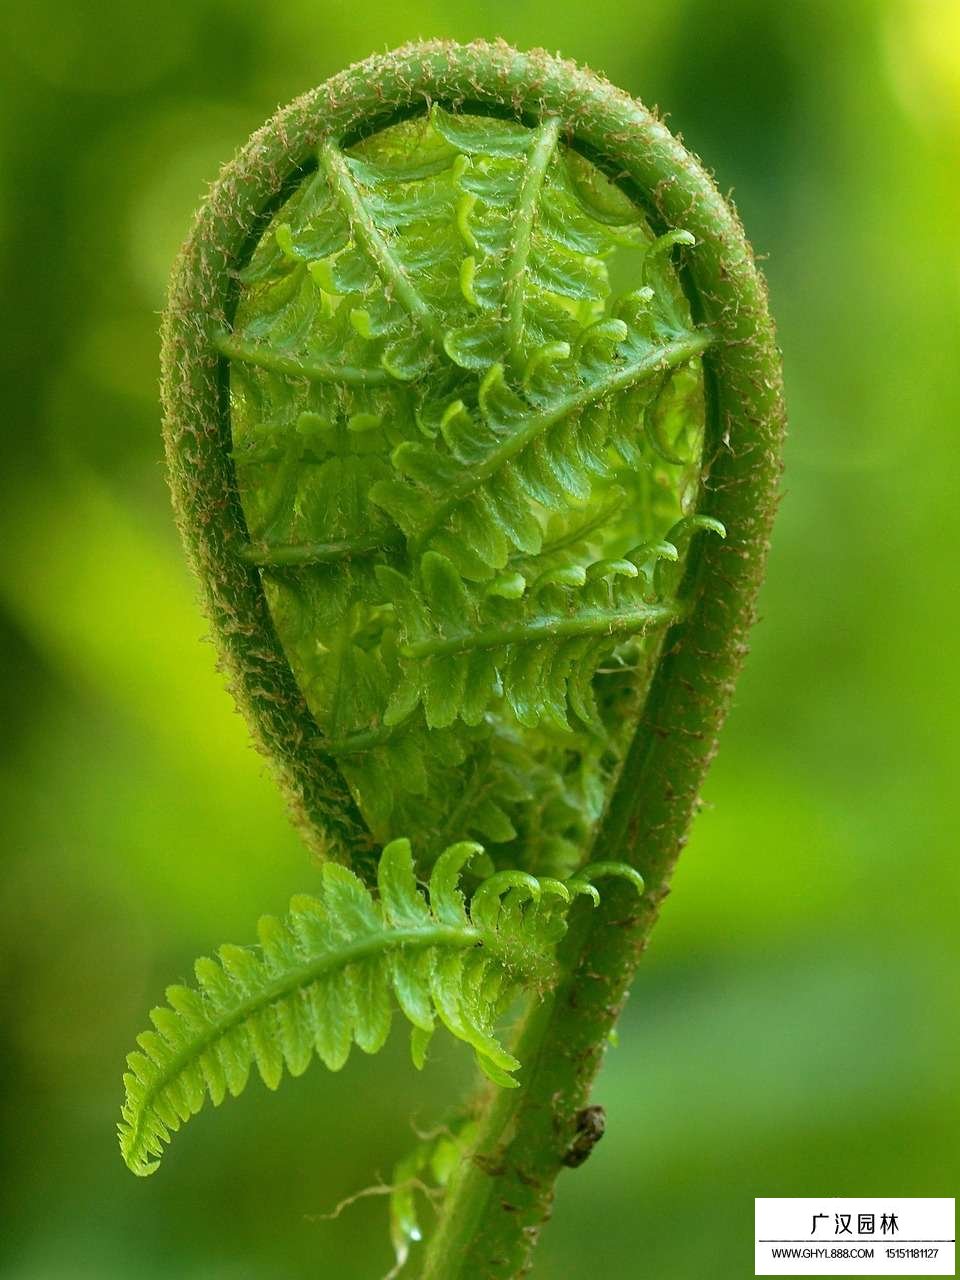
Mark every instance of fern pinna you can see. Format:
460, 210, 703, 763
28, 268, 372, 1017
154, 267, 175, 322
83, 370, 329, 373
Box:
132, 40, 784, 1279
120, 840, 641, 1175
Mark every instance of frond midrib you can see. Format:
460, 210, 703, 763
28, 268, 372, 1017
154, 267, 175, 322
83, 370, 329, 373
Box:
402, 600, 681, 659
505, 117, 562, 374
214, 332, 391, 385
411, 329, 712, 549
318, 139, 442, 343
123, 921, 479, 1161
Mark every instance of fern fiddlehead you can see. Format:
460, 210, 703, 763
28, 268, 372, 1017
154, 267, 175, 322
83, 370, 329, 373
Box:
130, 39, 785, 1278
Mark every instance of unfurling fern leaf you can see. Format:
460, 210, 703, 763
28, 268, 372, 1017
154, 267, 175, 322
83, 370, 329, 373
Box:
152, 39, 784, 1278
119, 839, 641, 1176
214, 94, 715, 867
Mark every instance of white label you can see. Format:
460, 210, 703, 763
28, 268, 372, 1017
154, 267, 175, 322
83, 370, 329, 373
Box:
755, 1198, 955, 1275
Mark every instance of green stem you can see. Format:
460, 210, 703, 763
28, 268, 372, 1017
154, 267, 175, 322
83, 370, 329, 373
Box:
418, 715, 686, 1278
419, 992, 557, 1280
505, 117, 561, 376
318, 139, 442, 343
241, 531, 401, 566
403, 602, 679, 660
215, 332, 390, 385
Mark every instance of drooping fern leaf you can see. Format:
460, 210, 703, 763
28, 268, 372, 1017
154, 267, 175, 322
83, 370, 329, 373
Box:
119, 838, 641, 1176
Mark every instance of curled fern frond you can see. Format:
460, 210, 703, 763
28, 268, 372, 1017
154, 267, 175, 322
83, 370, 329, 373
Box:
164, 58, 720, 872
118, 838, 641, 1176
155, 38, 784, 1273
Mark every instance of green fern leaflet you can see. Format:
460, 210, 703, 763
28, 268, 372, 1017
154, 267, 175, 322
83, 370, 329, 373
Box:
119, 839, 641, 1176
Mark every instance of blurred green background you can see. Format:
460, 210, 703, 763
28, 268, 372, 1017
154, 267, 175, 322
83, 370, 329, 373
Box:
1, 2, 957, 1277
